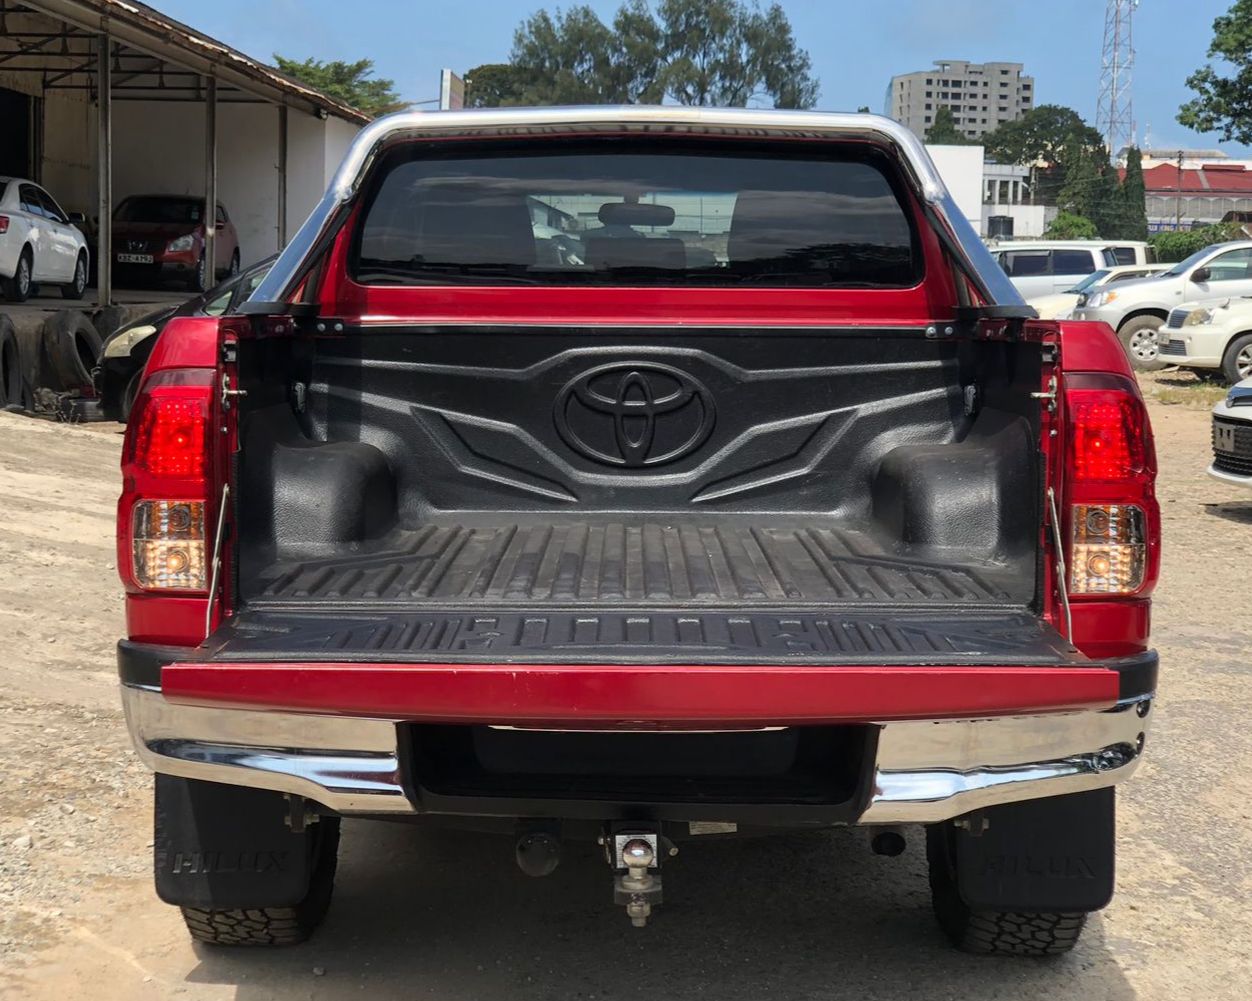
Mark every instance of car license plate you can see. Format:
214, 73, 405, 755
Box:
116, 253, 153, 264
1215, 425, 1236, 451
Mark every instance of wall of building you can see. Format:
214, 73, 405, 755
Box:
112, 102, 358, 266
980, 204, 1056, 239
926, 144, 985, 231
0, 68, 96, 215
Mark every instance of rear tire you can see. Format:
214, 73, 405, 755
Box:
1221, 333, 1252, 385
3, 247, 33, 302
926, 823, 1088, 956
180, 817, 340, 947
61, 253, 88, 300
1117, 315, 1167, 372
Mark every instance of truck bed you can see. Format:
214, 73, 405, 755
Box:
251, 519, 1014, 608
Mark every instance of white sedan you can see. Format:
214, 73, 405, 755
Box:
0, 176, 90, 302
1210, 378, 1252, 489
1027, 263, 1168, 320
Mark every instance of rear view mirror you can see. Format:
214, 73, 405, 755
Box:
68, 211, 86, 224
1192, 266, 1211, 283
598, 201, 676, 227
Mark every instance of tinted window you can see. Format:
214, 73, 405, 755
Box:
1004, 251, 1049, 277
1052, 249, 1096, 275
353, 142, 920, 288
1109, 246, 1136, 265
115, 196, 203, 224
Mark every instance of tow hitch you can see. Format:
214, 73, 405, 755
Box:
604, 825, 670, 927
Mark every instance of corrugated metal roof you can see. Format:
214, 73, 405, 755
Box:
23, 0, 372, 123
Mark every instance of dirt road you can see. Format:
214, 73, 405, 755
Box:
1, 397, 1250, 1001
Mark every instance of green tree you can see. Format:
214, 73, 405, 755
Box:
464, 64, 527, 107
1056, 135, 1121, 236
1118, 147, 1150, 241
983, 105, 1105, 203
273, 55, 407, 117
924, 107, 970, 144
1044, 212, 1100, 240
1179, 0, 1252, 143
506, 0, 817, 108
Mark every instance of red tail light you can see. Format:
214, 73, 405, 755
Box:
1069, 394, 1145, 482
0, 215, 9, 234
1062, 374, 1159, 601
119, 368, 216, 602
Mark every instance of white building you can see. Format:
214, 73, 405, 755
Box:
887, 60, 1034, 141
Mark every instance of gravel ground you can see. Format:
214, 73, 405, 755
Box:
0, 389, 1250, 1001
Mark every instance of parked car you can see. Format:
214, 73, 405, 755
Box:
991, 243, 1107, 298
111, 194, 240, 291
1072, 240, 1252, 371
116, 108, 1159, 957
0, 176, 89, 301
1028, 263, 1169, 320
1210, 377, 1252, 487
95, 254, 273, 421
1154, 296, 1252, 384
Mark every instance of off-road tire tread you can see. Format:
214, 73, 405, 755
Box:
942, 907, 1087, 956
176, 818, 339, 947
927, 823, 1088, 956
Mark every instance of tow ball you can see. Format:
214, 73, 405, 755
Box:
604, 825, 668, 928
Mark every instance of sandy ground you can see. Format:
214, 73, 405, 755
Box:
0, 392, 1250, 1001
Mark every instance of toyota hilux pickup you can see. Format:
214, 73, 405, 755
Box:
116, 107, 1160, 956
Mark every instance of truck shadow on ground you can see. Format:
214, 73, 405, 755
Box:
1204, 501, 1252, 526
182, 820, 1137, 1001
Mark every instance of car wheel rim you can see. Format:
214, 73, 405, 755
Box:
1130, 329, 1157, 361
75, 260, 85, 291
18, 259, 29, 294
1238, 346, 1252, 380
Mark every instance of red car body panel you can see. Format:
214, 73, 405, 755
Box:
161, 660, 1120, 725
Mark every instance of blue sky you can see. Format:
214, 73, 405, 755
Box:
153, 0, 1247, 153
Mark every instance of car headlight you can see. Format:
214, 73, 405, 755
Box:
101, 324, 157, 359
1184, 307, 1215, 326
1086, 291, 1117, 309
166, 234, 195, 252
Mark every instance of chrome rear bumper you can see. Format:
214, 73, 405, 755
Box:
121, 684, 1151, 824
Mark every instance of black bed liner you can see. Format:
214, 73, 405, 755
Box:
251, 520, 1016, 609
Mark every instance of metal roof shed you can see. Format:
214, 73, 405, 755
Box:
0, 0, 368, 304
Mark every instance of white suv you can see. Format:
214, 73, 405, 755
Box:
1155, 297, 1252, 383
1072, 241, 1252, 371
0, 176, 90, 301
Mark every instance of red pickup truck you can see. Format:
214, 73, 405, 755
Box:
116, 107, 1158, 956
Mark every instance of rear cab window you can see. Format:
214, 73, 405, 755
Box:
351, 141, 923, 289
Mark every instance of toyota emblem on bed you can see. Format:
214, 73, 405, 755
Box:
554, 361, 716, 467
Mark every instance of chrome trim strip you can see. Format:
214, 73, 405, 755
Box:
122, 684, 1149, 823
245, 107, 1025, 312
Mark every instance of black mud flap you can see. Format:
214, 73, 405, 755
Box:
154, 775, 314, 909
951, 788, 1115, 913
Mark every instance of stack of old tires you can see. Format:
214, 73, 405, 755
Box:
0, 315, 26, 411
0, 309, 104, 416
